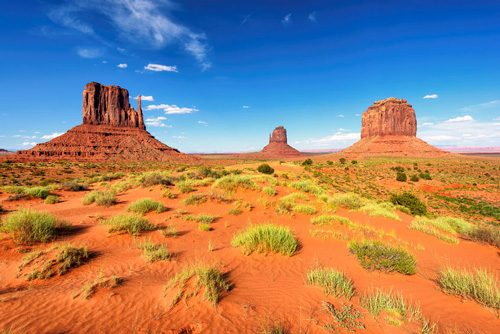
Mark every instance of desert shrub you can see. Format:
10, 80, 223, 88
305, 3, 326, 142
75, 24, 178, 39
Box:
139, 171, 174, 187
311, 215, 352, 226
390, 192, 427, 216
257, 163, 275, 175
175, 180, 194, 193
82, 191, 116, 207
227, 207, 243, 216
2, 186, 50, 199
198, 224, 211, 231
182, 194, 207, 205
126, 198, 166, 214
351, 160, 358, 165
360, 289, 421, 321
56, 244, 89, 275
410, 174, 420, 182
62, 182, 88, 191
330, 193, 367, 209
231, 224, 298, 256
289, 180, 324, 196
44, 195, 60, 205
414, 216, 472, 235
280, 192, 308, 203
469, 225, 500, 248
1, 208, 68, 243
195, 166, 221, 179
263, 186, 277, 196
306, 266, 354, 299
213, 175, 259, 192
136, 239, 170, 262
437, 267, 500, 309
184, 213, 216, 224
339, 158, 346, 164
349, 241, 417, 275
419, 172, 432, 180
167, 263, 229, 306
159, 223, 178, 238
396, 172, 407, 182
293, 204, 317, 215
302, 159, 313, 166
360, 202, 400, 221
109, 180, 131, 194
103, 214, 155, 236
161, 188, 177, 199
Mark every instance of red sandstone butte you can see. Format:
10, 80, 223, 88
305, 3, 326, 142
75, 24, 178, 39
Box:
342, 97, 449, 157
12, 82, 197, 163
239, 126, 304, 159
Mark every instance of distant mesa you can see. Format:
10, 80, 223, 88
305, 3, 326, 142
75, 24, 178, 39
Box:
342, 97, 449, 157
12, 82, 196, 162
237, 126, 304, 159
0, 148, 14, 156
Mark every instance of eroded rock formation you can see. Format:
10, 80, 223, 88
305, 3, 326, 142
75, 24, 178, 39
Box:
251, 126, 304, 158
342, 98, 449, 157
13, 82, 196, 162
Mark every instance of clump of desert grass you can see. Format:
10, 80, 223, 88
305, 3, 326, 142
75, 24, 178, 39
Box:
182, 194, 207, 205
136, 238, 170, 262
159, 223, 178, 238
44, 195, 60, 205
62, 182, 89, 192
213, 175, 259, 192
468, 224, 500, 248
306, 266, 354, 299
263, 186, 277, 196
360, 289, 421, 323
138, 171, 174, 187
109, 180, 132, 194
437, 267, 500, 310
1, 186, 50, 199
126, 198, 166, 214
80, 272, 122, 299
231, 224, 298, 256
408, 216, 473, 244
311, 215, 352, 226
166, 262, 229, 307
56, 244, 89, 275
102, 214, 155, 236
1, 208, 69, 244
329, 193, 367, 209
349, 240, 417, 275
292, 204, 317, 215
175, 180, 194, 193
183, 213, 216, 224
82, 191, 116, 207
288, 180, 324, 197
359, 202, 400, 221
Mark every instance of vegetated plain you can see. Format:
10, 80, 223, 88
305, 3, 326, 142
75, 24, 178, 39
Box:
0, 156, 499, 334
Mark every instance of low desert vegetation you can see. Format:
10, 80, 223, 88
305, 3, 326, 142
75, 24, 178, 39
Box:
257, 163, 275, 175
292, 204, 317, 215
81, 274, 122, 299
136, 239, 171, 262
82, 191, 116, 207
126, 198, 166, 214
182, 194, 207, 205
360, 289, 421, 322
306, 266, 354, 299
138, 171, 174, 187
44, 195, 60, 204
289, 180, 324, 197
184, 213, 216, 224
167, 263, 230, 307
322, 302, 365, 333
311, 214, 352, 226
329, 193, 367, 210
175, 180, 194, 193
469, 224, 500, 248
231, 224, 298, 256
349, 241, 417, 275
2, 185, 50, 199
159, 223, 178, 238
390, 192, 428, 216
213, 175, 259, 192
103, 214, 155, 236
263, 185, 276, 196
409, 216, 472, 244
109, 180, 132, 194
56, 244, 89, 275
1, 208, 68, 243
62, 182, 88, 191
437, 267, 500, 310
359, 202, 400, 221
198, 224, 211, 231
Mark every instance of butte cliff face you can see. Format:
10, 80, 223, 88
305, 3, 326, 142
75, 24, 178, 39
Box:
342, 98, 449, 157
258, 126, 304, 158
14, 82, 196, 162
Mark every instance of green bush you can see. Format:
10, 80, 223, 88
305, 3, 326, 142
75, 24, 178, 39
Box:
44, 195, 60, 204
82, 191, 116, 207
231, 224, 298, 256
138, 171, 174, 187
263, 186, 276, 196
349, 241, 417, 275
302, 159, 313, 166
103, 214, 155, 236
339, 158, 346, 164
1, 208, 68, 243
289, 180, 324, 196
198, 224, 211, 231
175, 180, 194, 194
419, 172, 432, 180
126, 198, 166, 214
410, 174, 420, 182
213, 175, 259, 192
56, 244, 89, 275
2, 186, 50, 199
293, 204, 317, 215
396, 172, 407, 182
390, 192, 427, 216
330, 193, 367, 209
62, 182, 88, 191
257, 163, 275, 175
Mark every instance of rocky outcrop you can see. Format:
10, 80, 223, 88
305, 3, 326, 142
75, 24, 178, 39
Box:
13, 82, 197, 163
83, 82, 145, 129
361, 98, 416, 138
342, 98, 449, 158
236, 126, 304, 159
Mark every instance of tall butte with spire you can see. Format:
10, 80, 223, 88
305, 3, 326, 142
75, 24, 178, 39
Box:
14, 82, 196, 162
244, 126, 304, 158
342, 97, 449, 157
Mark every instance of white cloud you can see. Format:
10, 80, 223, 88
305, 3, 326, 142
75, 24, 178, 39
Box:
461, 100, 500, 112
423, 94, 438, 99
102, 60, 108, 64
133, 95, 154, 101
146, 104, 198, 114
117, 63, 127, 68
300, 132, 360, 145
493, 116, 500, 121
77, 48, 103, 58
418, 122, 434, 127
47, 1, 211, 70
144, 63, 178, 72
446, 115, 474, 122
421, 135, 458, 141
242, 106, 251, 109
198, 121, 208, 126
355, 114, 360, 117
338, 115, 344, 117
145, 116, 167, 127
42, 132, 64, 140
308, 12, 317, 22
173, 135, 186, 139
22, 142, 37, 146
282, 13, 292, 25
338, 128, 350, 131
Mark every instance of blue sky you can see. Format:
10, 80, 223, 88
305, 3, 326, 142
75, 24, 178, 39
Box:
1, 0, 500, 153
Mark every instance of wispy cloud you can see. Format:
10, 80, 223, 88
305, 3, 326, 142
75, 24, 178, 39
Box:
242, 106, 250, 109
117, 63, 127, 68
77, 47, 102, 58
418, 122, 434, 127
308, 12, 317, 22
22, 142, 37, 146
173, 135, 186, 139
421, 135, 458, 141
461, 100, 500, 112
301, 132, 360, 145
282, 13, 292, 26
144, 63, 178, 72
47, 0, 211, 70
198, 121, 208, 126
239, 13, 253, 27
446, 115, 474, 122
145, 116, 167, 127
133, 95, 154, 101
423, 94, 438, 99
42, 132, 64, 140
145, 104, 198, 114
494, 116, 500, 121
338, 114, 344, 118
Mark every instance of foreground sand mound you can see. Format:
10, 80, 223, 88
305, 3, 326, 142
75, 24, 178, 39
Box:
12, 82, 197, 163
